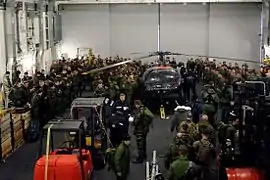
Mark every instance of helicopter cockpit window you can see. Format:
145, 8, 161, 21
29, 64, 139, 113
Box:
146, 70, 178, 83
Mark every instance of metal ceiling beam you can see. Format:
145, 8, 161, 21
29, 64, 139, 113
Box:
55, 0, 262, 5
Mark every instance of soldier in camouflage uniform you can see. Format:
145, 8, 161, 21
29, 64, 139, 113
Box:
202, 85, 219, 126
132, 100, 154, 163
164, 121, 193, 169
123, 75, 136, 105
114, 134, 131, 180
94, 80, 107, 97
197, 115, 216, 146
108, 79, 118, 99
194, 126, 218, 180
167, 145, 191, 180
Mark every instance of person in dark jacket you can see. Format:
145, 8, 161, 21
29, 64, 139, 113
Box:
30, 90, 42, 122
114, 134, 131, 180
187, 96, 203, 124
110, 93, 131, 147
9, 81, 28, 107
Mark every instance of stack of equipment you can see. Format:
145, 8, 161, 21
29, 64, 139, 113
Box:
21, 111, 31, 133
11, 110, 31, 149
0, 112, 12, 162
11, 113, 24, 149
0, 109, 32, 162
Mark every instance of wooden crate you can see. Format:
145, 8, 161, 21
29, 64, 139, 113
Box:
1, 137, 12, 159
12, 113, 21, 125
12, 113, 24, 148
21, 111, 31, 130
24, 121, 30, 131
21, 111, 31, 120
1, 113, 12, 159
14, 128, 24, 149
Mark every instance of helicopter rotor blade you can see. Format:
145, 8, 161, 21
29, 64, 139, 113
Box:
82, 54, 155, 75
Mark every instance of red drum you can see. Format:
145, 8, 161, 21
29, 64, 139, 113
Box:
226, 168, 264, 180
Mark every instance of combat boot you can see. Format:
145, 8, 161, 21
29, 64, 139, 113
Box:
143, 153, 147, 160
132, 156, 143, 163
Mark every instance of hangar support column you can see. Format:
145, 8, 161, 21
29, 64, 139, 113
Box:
5, 0, 17, 78
157, 3, 160, 52
36, 0, 45, 71
261, 0, 269, 63
0, 4, 7, 80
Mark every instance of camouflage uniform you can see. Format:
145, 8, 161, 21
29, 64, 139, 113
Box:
196, 138, 218, 180
168, 156, 190, 180
197, 121, 216, 146
114, 141, 131, 180
94, 83, 107, 97
202, 87, 219, 125
132, 106, 154, 162
165, 122, 193, 169
123, 81, 133, 104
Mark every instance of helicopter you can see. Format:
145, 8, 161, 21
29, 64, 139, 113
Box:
83, 51, 184, 105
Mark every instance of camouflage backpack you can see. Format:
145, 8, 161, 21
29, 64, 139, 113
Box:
105, 148, 116, 171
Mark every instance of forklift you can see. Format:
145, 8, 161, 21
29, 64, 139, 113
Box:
224, 80, 267, 180
70, 97, 109, 170
33, 119, 93, 180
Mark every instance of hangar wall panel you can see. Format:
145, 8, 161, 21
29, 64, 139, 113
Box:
61, 4, 110, 57
61, 4, 158, 58
60, 3, 261, 62
109, 4, 158, 57
160, 4, 209, 56
209, 3, 261, 62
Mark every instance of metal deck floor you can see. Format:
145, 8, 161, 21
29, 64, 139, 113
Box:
0, 101, 172, 180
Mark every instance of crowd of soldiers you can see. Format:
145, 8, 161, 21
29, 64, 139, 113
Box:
1, 55, 145, 129
1, 53, 265, 180
2, 59, 89, 129
164, 59, 265, 180
91, 56, 144, 104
